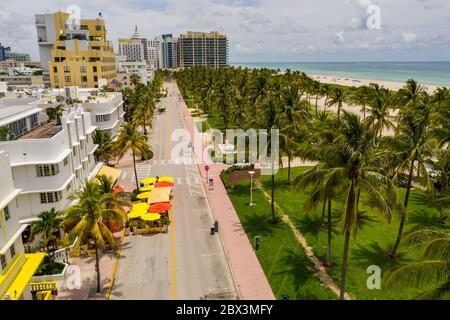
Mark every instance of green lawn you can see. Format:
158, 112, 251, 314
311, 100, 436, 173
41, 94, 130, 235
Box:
228, 166, 449, 300
228, 183, 337, 300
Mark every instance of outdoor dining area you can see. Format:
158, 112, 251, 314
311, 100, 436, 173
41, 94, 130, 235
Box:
126, 176, 175, 235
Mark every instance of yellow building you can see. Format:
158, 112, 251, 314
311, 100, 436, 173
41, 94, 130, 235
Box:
36, 12, 117, 89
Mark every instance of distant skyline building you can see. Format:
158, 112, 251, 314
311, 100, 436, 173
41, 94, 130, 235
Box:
35, 11, 117, 88
177, 31, 228, 68
160, 34, 177, 69
0, 43, 31, 62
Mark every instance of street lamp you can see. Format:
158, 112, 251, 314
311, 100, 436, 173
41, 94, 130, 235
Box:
249, 171, 255, 206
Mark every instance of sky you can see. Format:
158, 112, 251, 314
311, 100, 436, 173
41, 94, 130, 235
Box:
0, 0, 449, 62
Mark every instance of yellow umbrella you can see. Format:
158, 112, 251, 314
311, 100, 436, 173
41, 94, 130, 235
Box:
141, 177, 157, 185
137, 192, 151, 200
128, 209, 146, 219
132, 203, 150, 211
141, 213, 161, 222
139, 185, 155, 192
158, 176, 174, 183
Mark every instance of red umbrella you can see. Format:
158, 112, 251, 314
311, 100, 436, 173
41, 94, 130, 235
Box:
148, 202, 173, 213
112, 186, 124, 195
155, 181, 174, 188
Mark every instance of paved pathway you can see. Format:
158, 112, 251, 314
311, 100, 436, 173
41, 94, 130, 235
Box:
173, 81, 275, 300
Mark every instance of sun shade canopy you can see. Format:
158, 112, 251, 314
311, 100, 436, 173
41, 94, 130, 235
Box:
141, 177, 157, 185
148, 202, 173, 213
140, 213, 161, 222
155, 181, 174, 188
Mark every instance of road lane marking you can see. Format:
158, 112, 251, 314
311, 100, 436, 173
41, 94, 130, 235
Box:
201, 253, 222, 258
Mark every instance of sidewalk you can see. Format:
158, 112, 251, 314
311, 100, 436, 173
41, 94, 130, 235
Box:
172, 82, 275, 300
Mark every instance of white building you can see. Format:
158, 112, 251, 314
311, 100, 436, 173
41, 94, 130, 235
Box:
0, 150, 45, 300
116, 55, 155, 88
30, 87, 125, 138
118, 38, 145, 63
0, 105, 101, 221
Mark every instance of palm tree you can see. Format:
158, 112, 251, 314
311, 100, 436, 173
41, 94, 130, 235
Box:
366, 85, 395, 138
63, 180, 127, 293
349, 86, 371, 120
31, 208, 62, 266
387, 99, 437, 257
327, 87, 346, 120
301, 112, 400, 299
92, 130, 113, 164
45, 104, 64, 125
256, 94, 280, 223
114, 123, 150, 189
386, 228, 449, 299
130, 74, 141, 87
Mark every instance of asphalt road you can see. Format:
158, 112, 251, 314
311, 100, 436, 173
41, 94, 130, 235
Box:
110, 82, 238, 300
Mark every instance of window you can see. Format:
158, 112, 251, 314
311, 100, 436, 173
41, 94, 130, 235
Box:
65, 76, 71, 83
64, 157, 68, 167
73, 147, 77, 156
80, 66, 87, 73
36, 164, 59, 177
95, 25, 102, 31
39, 192, 62, 204
63, 66, 70, 73
81, 76, 88, 82
66, 184, 71, 192
93, 66, 97, 73
95, 114, 110, 123
4, 206, 10, 221
10, 244, 15, 259
0, 256, 6, 270
53, 66, 58, 73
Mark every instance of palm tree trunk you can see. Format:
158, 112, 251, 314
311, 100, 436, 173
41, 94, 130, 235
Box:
315, 96, 319, 116
340, 229, 351, 300
94, 238, 101, 293
271, 174, 276, 223
327, 196, 332, 266
321, 199, 326, 226
287, 156, 291, 185
391, 158, 415, 256
132, 150, 139, 190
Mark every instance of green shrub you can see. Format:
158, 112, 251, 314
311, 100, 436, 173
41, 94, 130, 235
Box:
34, 256, 65, 276
220, 165, 254, 189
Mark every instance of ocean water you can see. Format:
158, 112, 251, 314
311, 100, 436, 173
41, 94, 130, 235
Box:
231, 62, 450, 87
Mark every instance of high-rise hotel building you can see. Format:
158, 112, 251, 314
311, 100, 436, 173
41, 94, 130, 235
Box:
177, 31, 228, 69
35, 11, 117, 88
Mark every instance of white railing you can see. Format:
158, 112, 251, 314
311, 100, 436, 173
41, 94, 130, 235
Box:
48, 236, 78, 264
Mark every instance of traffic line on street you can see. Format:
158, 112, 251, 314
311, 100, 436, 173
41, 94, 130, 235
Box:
201, 253, 222, 258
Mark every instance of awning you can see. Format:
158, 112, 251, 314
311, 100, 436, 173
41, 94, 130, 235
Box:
148, 187, 172, 204
0, 253, 45, 300
149, 203, 173, 213
97, 165, 122, 182
155, 181, 174, 188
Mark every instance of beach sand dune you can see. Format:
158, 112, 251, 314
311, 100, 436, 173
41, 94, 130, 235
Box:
310, 74, 441, 92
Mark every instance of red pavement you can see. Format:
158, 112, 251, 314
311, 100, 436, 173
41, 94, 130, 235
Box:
173, 82, 275, 300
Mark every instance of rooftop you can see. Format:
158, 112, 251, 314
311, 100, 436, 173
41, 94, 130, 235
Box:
18, 121, 61, 140
0, 104, 41, 127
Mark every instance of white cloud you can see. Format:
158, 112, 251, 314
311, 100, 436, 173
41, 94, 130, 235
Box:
0, 0, 449, 62
336, 31, 345, 43
402, 32, 417, 43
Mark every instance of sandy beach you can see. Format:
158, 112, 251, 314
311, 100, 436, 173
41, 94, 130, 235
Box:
310, 74, 441, 93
